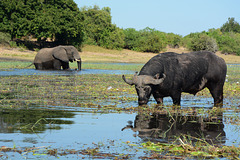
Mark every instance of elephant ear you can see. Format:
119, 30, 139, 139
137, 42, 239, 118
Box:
52, 47, 69, 63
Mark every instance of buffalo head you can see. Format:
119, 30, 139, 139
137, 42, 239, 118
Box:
122, 72, 166, 105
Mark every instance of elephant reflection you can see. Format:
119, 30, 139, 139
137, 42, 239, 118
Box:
122, 112, 225, 143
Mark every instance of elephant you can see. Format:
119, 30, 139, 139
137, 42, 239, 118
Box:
33, 45, 81, 70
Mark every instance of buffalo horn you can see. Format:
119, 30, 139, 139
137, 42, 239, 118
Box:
122, 72, 138, 85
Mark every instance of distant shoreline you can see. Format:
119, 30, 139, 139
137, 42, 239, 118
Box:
1, 45, 240, 64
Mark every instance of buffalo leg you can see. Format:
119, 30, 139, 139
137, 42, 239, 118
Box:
171, 92, 181, 106
155, 97, 163, 104
153, 92, 163, 104
207, 83, 224, 107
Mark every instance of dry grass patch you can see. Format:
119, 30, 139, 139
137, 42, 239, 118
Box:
0, 45, 240, 64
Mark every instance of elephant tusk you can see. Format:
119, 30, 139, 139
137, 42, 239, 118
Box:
75, 59, 81, 62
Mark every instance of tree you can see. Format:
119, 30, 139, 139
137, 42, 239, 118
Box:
166, 33, 182, 48
207, 28, 240, 55
0, 0, 84, 47
99, 25, 125, 50
183, 32, 218, 53
0, 0, 31, 40
81, 6, 112, 45
123, 28, 140, 50
217, 32, 240, 55
81, 5, 125, 49
220, 17, 240, 33
125, 27, 167, 53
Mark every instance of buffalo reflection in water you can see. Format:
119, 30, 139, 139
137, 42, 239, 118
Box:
122, 111, 225, 144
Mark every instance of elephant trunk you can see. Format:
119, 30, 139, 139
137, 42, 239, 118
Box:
76, 58, 81, 71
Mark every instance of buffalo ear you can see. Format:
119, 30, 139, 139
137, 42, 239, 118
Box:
52, 47, 69, 63
154, 73, 166, 79
154, 73, 160, 79
148, 74, 166, 85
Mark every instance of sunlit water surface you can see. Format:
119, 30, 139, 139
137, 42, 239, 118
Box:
0, 67, 239, 159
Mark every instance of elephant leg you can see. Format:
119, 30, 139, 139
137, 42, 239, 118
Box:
62, 62, 70, 70
53, 60, 62, 70
34, 63, 43, 70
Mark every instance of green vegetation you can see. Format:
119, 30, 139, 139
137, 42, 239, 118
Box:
0, 0, 84, 47
208, 29, 240, 56
141, 139, 240, 159
1, 1, 240, 55
81, 6, 125, 50
221, 17, 240, 33
0, 32, 11, 46
182, 18, 240, 55
0, 62, 239, 110
0, 62, 239, 159
182, 32, 218, 53
0, 60, 143, 71
81, 62, 142, 71
0, 109, 73, 133
123, 27, 168, 53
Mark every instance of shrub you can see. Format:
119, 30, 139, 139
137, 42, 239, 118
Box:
124, 27, 167, 53
207, 29, 240, 55
218, 33, 240, 55
220, 17, 240, 33
81, 6, 125, 50
183, 33, 218, 53
123, 28, 140, 50
98, 26, 125, 50
166, 33, 182, 48
0, 32, 11, 46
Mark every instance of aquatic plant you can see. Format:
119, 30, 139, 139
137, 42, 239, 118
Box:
141, 136, 240, 159
0, 62, 239, 159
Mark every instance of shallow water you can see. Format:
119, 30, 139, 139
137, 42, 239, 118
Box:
0, 108, 141, 159
0, 96, 239, 159
0, 103, 240, 159
0, 68, 135, 76
0, 65, 240, 159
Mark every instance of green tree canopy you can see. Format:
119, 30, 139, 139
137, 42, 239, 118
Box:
124, 27, 167, 53
182, 32, 218, 53
0, 0, 84, 47
220, 17, 240, 33
0, 0, 30, 40
81, 5, 125, 50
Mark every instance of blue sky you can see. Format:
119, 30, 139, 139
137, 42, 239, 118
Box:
75, 0, 240, 36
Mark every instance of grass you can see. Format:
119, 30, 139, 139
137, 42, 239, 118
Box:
0, 45, 240, 159
0, 61, 31, 70
1, 45, 240, 64
81, 62, 143, 71
0, 74, 134, 110
141, 137, 240, 159
0, 69, 239, 159
0, 64, 239, 110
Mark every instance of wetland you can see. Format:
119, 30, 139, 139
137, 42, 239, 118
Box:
0, 59, 240, 159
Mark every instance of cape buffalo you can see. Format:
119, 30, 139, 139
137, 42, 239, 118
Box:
122, 51, 227, 106
122, 113, 225, 142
